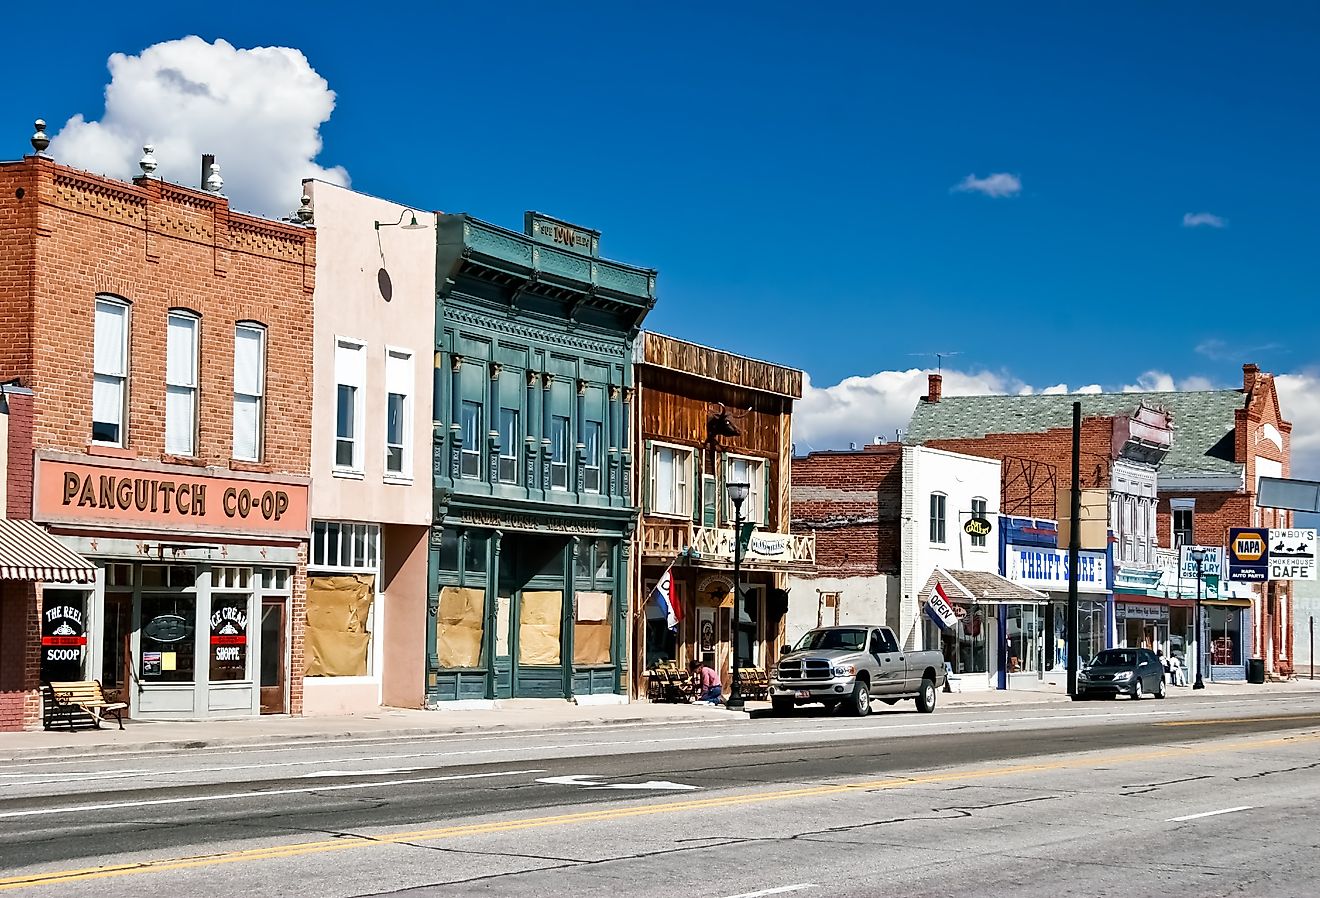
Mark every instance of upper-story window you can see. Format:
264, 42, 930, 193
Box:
929, 492, 947, 544
233, 323, 266, 462
92, 296, 130, 446
385, 348, 413, 479
970, 497, 987, 547
583, 421, 602, 493
498, 408, 519, 483
726, 455, 764, 524
1173, 506, 1194, 548
650, 444, 691, 516
550, 415, 570, 490
460, 401, 483, 479
334, 338, 366, 473
165, 311, 199, 456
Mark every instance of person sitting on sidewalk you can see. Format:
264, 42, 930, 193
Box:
1169, 651, 1187, 686
690, 659, 722, 705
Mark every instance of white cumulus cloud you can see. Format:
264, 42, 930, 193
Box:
952, 172, 1022, 198
49, 36, 348, 218
1183, 212, 1227, 228
1276, 372, 1320, 481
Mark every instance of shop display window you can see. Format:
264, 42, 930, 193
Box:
140, 593, 197, 683
209, 594, 250, 682
1207, 607, 1243, 665
41, 589, 89, 683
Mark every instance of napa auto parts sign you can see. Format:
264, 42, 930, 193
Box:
1227, 528, 1270, 582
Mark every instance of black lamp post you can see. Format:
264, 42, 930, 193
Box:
1191, 547, 1206, 690
725, 481, 750, 712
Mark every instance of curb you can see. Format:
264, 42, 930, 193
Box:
0, 711, 729, 763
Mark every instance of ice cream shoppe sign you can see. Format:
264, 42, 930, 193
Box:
33, 455, 309, 539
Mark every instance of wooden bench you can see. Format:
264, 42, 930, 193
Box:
42, 680, 127, 731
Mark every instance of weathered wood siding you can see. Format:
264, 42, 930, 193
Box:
641, 332, 802, 399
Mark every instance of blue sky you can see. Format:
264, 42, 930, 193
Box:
3, 3, 1317, 465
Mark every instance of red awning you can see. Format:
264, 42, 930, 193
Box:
0, 520, 95, 582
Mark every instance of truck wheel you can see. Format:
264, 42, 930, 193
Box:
848, 681, 871, 716
915, 677, 937, 713
771, 697, 794, 715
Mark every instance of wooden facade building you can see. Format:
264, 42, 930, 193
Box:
633, 332, 813, 698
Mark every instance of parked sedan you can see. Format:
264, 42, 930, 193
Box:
1073, 648, 1167, 700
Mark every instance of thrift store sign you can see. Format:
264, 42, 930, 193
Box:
1005, 546, 1108, 594
34, 457, 309, 539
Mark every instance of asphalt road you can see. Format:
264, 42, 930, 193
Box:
2, 692, 1318, 897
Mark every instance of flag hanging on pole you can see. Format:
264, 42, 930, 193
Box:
925, 582, 959, 631
651, 562, 682, 631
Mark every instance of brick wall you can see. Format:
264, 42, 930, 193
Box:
791, 445, 902, 576
0, 161, 316, 472
0, 156, 316, 722
921, 417, 1116, 519
0, 582, 40, 730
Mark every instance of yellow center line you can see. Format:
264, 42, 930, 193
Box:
1156, 714, 1320, 727
2, 729, 1317, 891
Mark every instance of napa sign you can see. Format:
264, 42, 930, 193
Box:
1005, 545, 1108, 594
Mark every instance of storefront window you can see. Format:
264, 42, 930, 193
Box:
209, 595, 250, 682
141, 593, 197, 683
464, 531, 488, 576
1004, 604, 1042, 674
1207, 607, 1243, 665
41, 590, 89, 682
735, 587, 760, 668
1048, 599, 1107, 668
933, 603, 988, 675
645, 593, 678, 668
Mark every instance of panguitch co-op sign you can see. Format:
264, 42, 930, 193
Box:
33, 456, 309, 538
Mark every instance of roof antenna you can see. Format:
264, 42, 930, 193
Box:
908, 350, 961, 373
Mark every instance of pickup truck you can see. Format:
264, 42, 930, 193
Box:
769, 625, 946, 716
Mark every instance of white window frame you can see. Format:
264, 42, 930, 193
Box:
650, 442, 693, 519
970, 496, 988, 548
461, 400, 484, 480
1171, 498, 1195, 549
583, 420, 603, 494
309, 521, 381, 677
333, 337, 366, 476
930, 492, 947, 544
498, 407, 520, 484
550, 414, 570, 491
725, 454, 765, 524
233, 323, 266, 462
384, 347, 413, 483
165, 310, 199, 456
92, 295, 130, 447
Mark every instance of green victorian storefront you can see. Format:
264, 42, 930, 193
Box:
428, 212, 654, 704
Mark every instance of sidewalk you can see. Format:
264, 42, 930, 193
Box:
4, 679, 1316, 762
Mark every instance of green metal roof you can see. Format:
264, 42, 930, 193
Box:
904, 389, 1247, 476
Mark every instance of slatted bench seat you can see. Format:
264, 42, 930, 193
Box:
42, 680, 126, 731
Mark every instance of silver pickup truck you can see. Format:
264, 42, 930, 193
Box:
770, 625, 946, 716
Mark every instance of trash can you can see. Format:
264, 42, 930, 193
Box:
1247, 658, 1266, 684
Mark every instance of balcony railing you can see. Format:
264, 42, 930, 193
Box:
639, 521, 815, 568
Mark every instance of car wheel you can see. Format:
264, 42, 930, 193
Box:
1155, 677, 1167, 699
771, 697, 794, 715
1132, 679, 1144, 700
848, 681, 871, 717
915, 677, 937, 714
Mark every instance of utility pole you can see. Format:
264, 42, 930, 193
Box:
1066, 401, 1081, 697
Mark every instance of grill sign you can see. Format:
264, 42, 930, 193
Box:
1228, 528, 1270, 582
144, 614, 192, 643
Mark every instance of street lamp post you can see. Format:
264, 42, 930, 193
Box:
725, 481, 750, 712
1191, 547, 1206, 690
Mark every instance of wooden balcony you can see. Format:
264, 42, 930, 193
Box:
639, 520, 815, 571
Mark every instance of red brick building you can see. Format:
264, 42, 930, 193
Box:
785, 444, 902, 639
0, 144, 315, 729
905, 365, 1295, 679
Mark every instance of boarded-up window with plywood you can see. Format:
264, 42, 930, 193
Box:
519, 590, 562, 666
305, 574, 373, 677
437, 587, 485, 668
574, 591, 612, 666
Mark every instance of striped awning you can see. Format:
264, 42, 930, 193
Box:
0, 520, 95, 582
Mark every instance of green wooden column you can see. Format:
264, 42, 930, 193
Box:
486, 530, 502, 700
614, 534, 630, 694
563, 536, 579, 698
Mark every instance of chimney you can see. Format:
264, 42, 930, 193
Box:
926, 373, 943, 403
1242, 363, 1260, 394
